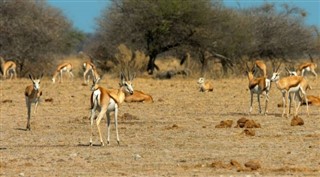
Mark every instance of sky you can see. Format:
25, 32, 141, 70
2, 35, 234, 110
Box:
47, 0, 320, 33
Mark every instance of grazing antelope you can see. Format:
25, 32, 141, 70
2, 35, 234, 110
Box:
296, 62, 318, 79
52, 63, 74, 83
270, 64, 309, 118
124, 90, 153, 103
25, 74, 43, 130
83, 61, 100, 84
0, 56, 17, 79
254, 60, 267, 77
89, 72, 135, 146
197, 77, 213, 92
246, 64, 271, 115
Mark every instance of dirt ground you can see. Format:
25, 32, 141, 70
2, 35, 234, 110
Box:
0, 74, 319, 177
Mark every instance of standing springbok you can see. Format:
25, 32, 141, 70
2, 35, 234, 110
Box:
25, 74, 43, 130
254, 60, 267, 77
285, 67, 312, 114
52, 62, 74, 83
197, 77, 213, 92
83, 61, 100, 84
246, 64, 271, 115
296, 62, 318, 79
89, 72, 135, 146
270, 64, 309, 118
0, 56, 17, 79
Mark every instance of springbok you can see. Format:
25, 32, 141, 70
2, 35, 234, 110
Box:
270, 64, 309, 118
89, 72, 135, 146
25, 74, 43, 130
83, 61, 100, 84
197, 77, 213, 92
285, 67, 312, 114
246, 64, 271, 115
254, 60, 267, 77
296, 62, 318, 79
124, 90, 153, 103
52, 63, 74, 83
285, 67, 298, 76
0, 56, 17, 79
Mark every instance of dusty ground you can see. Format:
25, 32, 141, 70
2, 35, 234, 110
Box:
0, 74, 319, 177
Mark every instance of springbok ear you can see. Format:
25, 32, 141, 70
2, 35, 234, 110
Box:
39, 73, 44, 79
130, 72, 136, 81
29, 74, 33, 80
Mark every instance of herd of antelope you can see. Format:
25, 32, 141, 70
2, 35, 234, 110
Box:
1, 56, 319, 146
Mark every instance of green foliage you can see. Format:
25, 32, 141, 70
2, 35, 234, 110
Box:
0, 0, 85, 75
87, 0, 318, 75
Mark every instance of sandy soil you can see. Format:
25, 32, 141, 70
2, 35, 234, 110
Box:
0, 75, 319, 177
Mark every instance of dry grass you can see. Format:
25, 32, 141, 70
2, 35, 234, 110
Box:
0, 75, 319, 176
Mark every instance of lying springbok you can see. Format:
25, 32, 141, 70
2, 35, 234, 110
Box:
25, 74, 43, 130
0, 56, 17, 79
254, 60, 267, 77
304, 95, 320, 106
246, 64, 271, 115
89, 72, 134, 146
197, 77, 213, 92
52, 63, 74, 83
83, 61, 100, 84
270, 64, 309, 118
296, 62, 318, 79
124, 90, 153, 103
279, 95, 320, 107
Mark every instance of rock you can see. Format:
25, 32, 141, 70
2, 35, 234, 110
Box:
215, 120, 233, 128
244, 160, 261, 170
291, 116, 304, 126
236, 117, 248, 128
243, 129, 255, 136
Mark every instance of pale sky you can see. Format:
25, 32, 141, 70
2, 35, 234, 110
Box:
47, 0, 320, 33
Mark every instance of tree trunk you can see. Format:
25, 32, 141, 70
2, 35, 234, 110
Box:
147, 53, 159, 75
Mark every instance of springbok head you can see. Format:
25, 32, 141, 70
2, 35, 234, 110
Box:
270, 63, 282, 82
29, 74, 43, 90
197, 77, 205, 85
119, 71, 135, 95
285, 67, 298, 76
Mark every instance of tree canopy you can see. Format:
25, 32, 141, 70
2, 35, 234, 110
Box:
0, 0, 85, 75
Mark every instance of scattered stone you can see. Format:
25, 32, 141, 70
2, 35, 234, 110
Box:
235, 118, 261, 128
243, 128, 255, 136
120, 113, 139, 121
133, 154, 142, 160
172, 124, 179, 128
244, 160, 261, 170
2, 99, 12, 103
291, 116, 304, 126
244, 119, 261, 128
211, 161, 230, 169
45, 98, 53, 102
235, 117, 248, 128
230, 159, 242, 171
215, 120, 233, 128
